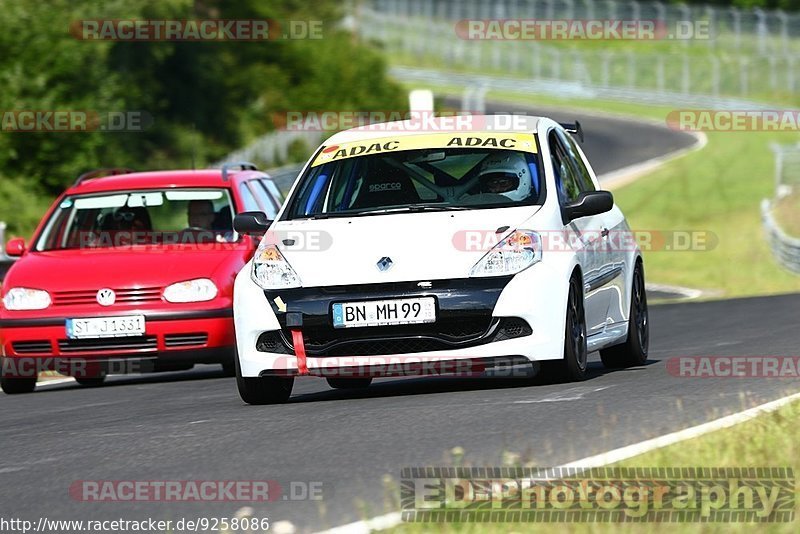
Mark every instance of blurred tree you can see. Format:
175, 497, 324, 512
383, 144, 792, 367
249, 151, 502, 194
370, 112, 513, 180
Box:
0, 0, 406, 234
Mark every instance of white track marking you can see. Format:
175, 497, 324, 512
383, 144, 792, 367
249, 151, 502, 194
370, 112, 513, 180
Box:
314, 390, 800, 534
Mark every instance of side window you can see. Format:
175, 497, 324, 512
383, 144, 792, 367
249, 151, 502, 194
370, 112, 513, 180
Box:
557, 129, 595, 193
249, 180, 279, 219
261, 179, 285, 205
238, 183, 260, 212
548, 130, 582, 204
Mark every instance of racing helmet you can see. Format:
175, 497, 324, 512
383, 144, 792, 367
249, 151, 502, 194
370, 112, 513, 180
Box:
477, 152, 531, 201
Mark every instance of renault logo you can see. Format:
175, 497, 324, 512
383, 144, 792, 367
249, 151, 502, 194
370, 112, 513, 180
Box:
376, 257, 393, 272
96, 288, 116, 306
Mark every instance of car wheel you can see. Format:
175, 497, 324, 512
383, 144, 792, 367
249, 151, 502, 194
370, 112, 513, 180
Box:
75, 374, 107, 387
234, 351, 293, 405
600, 261, 649, 369
544, 275, 588, 382
327, 377, 372, 389
221, 361, 236, 377
0, 374, 37, 394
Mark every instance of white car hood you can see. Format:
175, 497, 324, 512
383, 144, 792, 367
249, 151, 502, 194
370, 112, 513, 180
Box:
271, 206, 541, 287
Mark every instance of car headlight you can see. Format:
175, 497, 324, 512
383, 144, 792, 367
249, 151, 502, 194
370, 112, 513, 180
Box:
469, 230, 542, 277
163, 279, 218, 303
251, 240, 302, 290
2, 288, 52, 310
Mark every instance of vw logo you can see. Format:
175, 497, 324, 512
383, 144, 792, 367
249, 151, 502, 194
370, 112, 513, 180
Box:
376, 257, 393, 272
96, 288, 116, 306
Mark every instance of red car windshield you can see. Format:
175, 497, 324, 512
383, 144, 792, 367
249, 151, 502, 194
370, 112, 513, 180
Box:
34, 189, 236, 251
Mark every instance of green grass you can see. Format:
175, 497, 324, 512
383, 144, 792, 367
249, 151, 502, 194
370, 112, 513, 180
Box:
385, 398, 800, 534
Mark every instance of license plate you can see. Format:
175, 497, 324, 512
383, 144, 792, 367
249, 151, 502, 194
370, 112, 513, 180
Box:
66, 315, 146, 339
332, 297, 436, 329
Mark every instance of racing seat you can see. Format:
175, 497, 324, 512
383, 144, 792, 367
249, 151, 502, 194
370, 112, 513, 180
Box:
350, 166, 421, 209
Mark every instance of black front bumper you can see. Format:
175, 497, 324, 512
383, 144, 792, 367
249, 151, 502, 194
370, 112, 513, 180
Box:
261, 277, 531, 357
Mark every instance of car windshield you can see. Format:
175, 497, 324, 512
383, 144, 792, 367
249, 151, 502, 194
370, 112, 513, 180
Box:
285, 137, 543, 219
34, 188, 236, 251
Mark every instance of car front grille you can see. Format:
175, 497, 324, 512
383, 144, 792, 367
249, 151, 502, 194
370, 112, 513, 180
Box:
57, 336, 158, 353
164, 333, 209, 348
256, 317, 532, 357
11, 341, 53, 354
52, 287, 162, 307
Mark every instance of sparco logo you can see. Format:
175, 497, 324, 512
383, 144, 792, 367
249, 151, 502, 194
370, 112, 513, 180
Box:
369, 182, 402, 192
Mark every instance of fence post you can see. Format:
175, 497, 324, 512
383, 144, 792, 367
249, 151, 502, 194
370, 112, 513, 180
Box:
729, 7, 741, 50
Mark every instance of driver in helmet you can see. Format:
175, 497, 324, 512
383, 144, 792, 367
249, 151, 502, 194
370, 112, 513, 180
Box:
477, 152, 533, 202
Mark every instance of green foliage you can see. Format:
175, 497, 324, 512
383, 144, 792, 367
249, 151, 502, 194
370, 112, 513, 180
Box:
0, 0, 406, 237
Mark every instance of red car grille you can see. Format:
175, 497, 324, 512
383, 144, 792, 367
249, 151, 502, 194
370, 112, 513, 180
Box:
52, 287, 162, 306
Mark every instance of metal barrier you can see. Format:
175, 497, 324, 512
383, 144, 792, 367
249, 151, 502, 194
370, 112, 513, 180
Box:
359, 0, 800, 107
762, 144, 800, 274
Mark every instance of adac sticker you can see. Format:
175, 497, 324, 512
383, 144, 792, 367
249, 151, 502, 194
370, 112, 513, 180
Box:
311, 133, 537, 167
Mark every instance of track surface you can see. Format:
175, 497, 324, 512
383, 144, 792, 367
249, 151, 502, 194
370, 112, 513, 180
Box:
5, 106, 793, 533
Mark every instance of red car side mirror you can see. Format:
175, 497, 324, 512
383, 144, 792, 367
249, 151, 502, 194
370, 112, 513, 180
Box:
5, 237, 27, 257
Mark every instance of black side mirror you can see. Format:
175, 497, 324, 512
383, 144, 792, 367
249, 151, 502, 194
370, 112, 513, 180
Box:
564, 191, 614, 222
234, 211, 271, 235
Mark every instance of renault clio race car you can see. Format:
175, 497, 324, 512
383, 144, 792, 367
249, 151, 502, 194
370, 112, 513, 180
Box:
232, 115, 649, 404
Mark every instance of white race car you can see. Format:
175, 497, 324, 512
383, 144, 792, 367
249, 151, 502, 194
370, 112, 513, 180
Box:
232, 115, 648, 404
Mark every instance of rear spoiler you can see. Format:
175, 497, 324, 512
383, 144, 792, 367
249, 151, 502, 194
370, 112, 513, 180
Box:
559, 121, 584, 143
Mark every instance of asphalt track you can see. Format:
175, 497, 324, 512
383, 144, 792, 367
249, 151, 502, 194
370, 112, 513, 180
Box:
3, 106, 796, 533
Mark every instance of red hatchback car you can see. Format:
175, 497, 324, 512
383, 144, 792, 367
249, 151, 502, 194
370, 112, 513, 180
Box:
0, 163, 283, 393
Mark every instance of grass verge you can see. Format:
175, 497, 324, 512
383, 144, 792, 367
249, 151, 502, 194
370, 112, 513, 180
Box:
385, 397, 800, 534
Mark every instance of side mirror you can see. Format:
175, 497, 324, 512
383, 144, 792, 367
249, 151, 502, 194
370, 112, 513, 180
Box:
564, 191, 614, 222
234, 211, 271, 235
5, 237, 27, 257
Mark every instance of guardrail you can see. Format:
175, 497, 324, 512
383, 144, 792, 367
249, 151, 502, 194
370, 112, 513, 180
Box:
762, 199, 800, 274
762, 144, 800, 274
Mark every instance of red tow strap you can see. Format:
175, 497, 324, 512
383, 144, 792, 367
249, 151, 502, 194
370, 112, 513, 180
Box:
291, 329, 309, 376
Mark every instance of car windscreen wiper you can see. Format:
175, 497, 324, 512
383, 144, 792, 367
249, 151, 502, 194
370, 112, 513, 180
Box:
372, 204, 472, 213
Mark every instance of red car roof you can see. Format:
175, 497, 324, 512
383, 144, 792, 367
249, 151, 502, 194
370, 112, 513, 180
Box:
68, 169, 267, 195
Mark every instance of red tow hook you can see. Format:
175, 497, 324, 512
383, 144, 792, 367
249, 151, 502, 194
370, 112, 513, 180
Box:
287, 312, 308, 376
290, 329, 309, 376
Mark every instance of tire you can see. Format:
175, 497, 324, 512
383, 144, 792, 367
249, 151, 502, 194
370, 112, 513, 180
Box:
1, 375, 37, 394
235, 351, 293, 405
75, 374, 107, 387
221, 361, 236, 377
327, 377, 373, 389
600, 261, 649, 369
544, 275, 588, 382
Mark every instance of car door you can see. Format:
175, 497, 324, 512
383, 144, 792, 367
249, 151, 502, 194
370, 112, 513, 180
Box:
562, 131, 628, 328
549, 128, 609, 336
